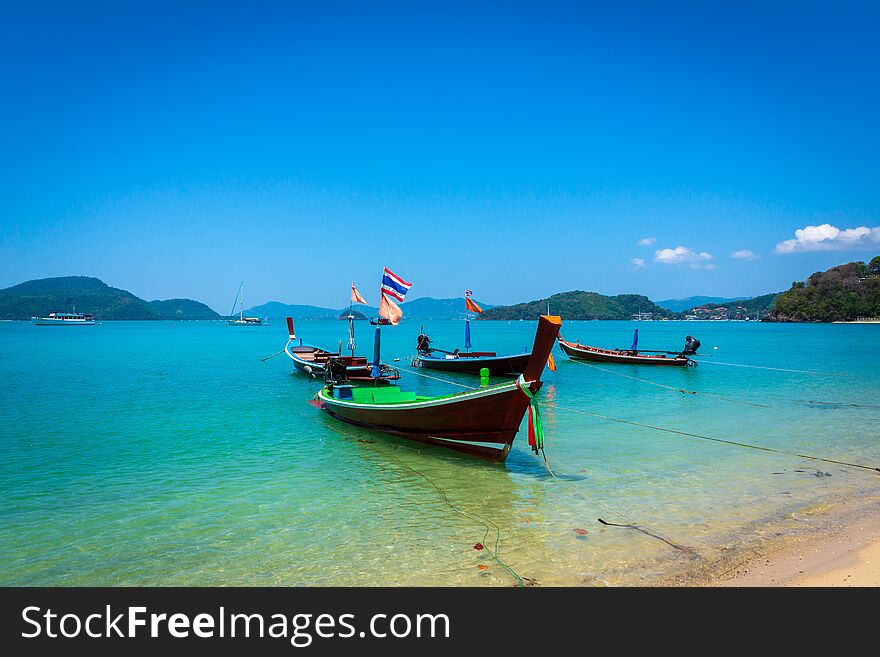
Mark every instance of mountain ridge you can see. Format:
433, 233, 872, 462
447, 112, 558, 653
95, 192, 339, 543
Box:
480, 291, 675, 320
245, 296, 494, 320
0, 276, 220, 320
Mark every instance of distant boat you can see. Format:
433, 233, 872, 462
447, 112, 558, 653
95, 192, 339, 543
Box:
31, 311, 95, 326
558, 329, 700, 367
310, 315, 562, 461
227, 282, 266, 326
369, 317, 391, 326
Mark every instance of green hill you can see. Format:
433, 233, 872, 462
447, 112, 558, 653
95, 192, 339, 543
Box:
338, 309, 368, 320
766, 257, 880, 322
0, 276, 218, 320
149, 298, 221, 320
480, 291, 675, 320
657, 295, 751, 312
690, 292, 780, 319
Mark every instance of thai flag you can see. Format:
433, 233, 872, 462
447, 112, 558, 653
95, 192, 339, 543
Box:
465, 289, 473, 297
381, 267, 412, 302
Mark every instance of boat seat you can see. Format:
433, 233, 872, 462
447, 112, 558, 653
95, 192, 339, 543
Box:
350, 387, 418, 404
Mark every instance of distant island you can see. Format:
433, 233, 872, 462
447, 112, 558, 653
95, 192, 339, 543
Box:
246, 296, 494, 321
338, 309, 368, 320
0, 276, 220, 320
480, 291, 675, 321
655, 296, 751, 312
766, 256, 880, 322
4, 257, 876, 323
685, 292, 780, 321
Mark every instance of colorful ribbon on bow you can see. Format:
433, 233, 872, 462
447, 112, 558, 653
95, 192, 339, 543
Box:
515, 375, 544, 454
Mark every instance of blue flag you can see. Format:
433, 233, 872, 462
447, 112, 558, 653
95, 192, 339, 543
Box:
464, 319, 472, 350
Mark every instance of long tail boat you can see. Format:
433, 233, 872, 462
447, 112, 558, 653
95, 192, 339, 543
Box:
558, 328, 700, 367
310, 314, 562, 461
413, 347, 531, 376
284, 317, 399, 382
411, 294, 530, 376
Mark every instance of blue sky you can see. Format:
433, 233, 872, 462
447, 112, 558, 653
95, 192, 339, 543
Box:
2, 1, 878, 311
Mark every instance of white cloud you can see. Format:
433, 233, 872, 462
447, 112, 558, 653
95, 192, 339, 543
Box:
630, 257, 646, 270
638, 237, 656, 246
774, 224, 880, 254
731, 249, 759, 260
654, 246, 715, 269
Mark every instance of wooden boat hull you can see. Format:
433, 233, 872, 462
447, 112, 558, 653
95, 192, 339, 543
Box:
558, 338, 688, 366
286, 344, 397, 383
413, 352, 531, 376
315, 382, 528, 460
313, 315, 563, 461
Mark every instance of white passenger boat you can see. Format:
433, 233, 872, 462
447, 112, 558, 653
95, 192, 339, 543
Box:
31, 311, 95, 326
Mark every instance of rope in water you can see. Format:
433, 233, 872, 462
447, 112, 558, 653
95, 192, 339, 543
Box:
545, 403, 880, 474
399, 366, 695, 553
383, 449, 525, 587
259, 348, 287, 362
568, 359, 769, 408
695, 358, 849, 377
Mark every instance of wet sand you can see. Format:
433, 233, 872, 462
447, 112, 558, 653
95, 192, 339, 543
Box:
710, 498, 880, 587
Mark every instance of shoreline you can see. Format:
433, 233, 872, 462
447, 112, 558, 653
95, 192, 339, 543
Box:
677, 493, 880, 587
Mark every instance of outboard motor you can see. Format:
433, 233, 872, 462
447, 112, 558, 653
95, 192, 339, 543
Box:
325, 357, 349, 384
417, 333, 432, 355
682, 335, 701, 356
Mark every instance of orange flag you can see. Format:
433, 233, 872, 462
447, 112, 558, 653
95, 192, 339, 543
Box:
351, 282, 367, 305
465, 297, 483, 314
547, 353, 556, 371
379, 292, 403, 326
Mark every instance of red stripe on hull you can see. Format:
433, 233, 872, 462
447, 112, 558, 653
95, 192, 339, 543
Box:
416, 353, 531, 376
320, 387, 531, 445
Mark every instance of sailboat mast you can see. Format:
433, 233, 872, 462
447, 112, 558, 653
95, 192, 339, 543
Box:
240, 282, 244, 321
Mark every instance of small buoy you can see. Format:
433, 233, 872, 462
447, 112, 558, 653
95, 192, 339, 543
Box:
714, 346, 718, 350
573, 528, 589, 535
477, 565, 490, 571
473, 542, 484, 550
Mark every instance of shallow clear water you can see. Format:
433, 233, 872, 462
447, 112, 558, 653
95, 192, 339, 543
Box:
1, 319, 878, 586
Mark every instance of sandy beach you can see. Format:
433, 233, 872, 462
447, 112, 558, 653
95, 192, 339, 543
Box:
709, 498, 880, 587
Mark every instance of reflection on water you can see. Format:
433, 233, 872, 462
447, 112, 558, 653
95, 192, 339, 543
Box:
0, 319, 878, 585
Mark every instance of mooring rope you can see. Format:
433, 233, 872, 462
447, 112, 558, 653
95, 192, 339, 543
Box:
695, 359, 849, 377
384, 449, 525, 587
394, 365, 695, 555
568, 359, 769, 408
396, 366, 477, 389
259, 348, 287, 362
545, 403, 880, 474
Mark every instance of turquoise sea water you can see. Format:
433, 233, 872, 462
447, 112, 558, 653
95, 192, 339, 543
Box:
1, 319, 879, 586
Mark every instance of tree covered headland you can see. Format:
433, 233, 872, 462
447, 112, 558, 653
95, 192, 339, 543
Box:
766, 257, 880, 322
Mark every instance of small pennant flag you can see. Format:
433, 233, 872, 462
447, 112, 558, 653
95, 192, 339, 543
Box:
465, 294, 483, 314
351, 282, 367, 305
379, 292, 403, 326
